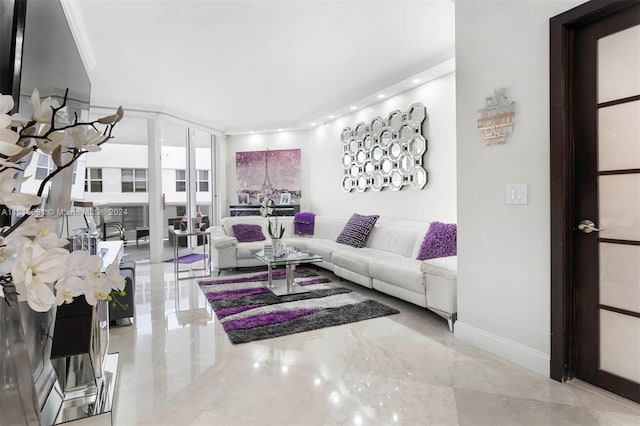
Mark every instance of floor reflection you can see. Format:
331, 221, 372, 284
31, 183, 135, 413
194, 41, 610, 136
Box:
108, 262, 640, 426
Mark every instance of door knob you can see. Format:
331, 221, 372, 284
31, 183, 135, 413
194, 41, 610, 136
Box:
578, 219, 604, 233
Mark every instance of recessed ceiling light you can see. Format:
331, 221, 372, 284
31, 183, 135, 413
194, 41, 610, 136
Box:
311, 122, 317, 126
328, 115, 335, 119
350, 106, 357, 110
377, 94, 385, 99
412, 78, 421, 84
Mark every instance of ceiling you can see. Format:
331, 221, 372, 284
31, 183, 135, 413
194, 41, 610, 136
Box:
75, 0, 455, 135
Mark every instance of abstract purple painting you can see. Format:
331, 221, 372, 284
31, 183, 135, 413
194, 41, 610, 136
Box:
236, 149, 301, 202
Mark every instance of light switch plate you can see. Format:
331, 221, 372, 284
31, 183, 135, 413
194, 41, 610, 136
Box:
506, 184, 528, 205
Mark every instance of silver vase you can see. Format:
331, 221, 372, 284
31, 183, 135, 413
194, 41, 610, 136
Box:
0, 285, 41, 426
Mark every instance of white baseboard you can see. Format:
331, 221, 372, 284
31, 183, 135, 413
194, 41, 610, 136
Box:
454, 321, 550, 377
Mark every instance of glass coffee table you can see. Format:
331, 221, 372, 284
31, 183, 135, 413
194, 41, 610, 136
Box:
251, 249, 323, 295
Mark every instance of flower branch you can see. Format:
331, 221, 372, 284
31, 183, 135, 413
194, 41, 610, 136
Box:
0, 88, 126, 312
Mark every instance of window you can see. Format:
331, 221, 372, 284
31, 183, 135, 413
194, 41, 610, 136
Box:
72, 162, 78, 185
175, 169, 186, 192
84, 168, 103, 192
117, 205, 144, 229
35, 154, 54, 180
121, 168, 147, 192
197, 169, 209, 192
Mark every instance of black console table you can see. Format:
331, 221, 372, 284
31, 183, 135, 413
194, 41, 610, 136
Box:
229, 204, 300, 217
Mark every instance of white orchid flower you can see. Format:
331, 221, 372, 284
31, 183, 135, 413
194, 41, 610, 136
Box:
80, 255, 114, 306
10, 114, 29, 128
0, 94, 14, 130
17, 217, 68, 249
67, 126, 104, 152
104, 263, 126, 292
11, 243, 68, 312
0, 234, 30, 276
55, 276, 85, 305
0, 138, 22, 155
35, 131, 66, 155
30, 89, 59, 124
0, 168, 41, 211
63, 250, 92, 278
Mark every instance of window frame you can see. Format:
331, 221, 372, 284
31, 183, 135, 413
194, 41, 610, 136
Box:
84, 168, 103, 193
121, 168, 148, 193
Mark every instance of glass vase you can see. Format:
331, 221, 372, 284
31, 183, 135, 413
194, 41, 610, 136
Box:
0, 285, 41, 426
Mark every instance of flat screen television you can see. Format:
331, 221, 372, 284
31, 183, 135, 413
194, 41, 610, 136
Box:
0, 1, 91, 424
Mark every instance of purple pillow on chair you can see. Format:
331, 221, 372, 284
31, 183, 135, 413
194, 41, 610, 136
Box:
336, 213, 379, 248
417, 222, 457, 260
232, 224, 266, 242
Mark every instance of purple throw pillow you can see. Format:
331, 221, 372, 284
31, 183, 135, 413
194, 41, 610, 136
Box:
417, 222, 457, 260
232, 224, 266, 242
336, 213, 379, 248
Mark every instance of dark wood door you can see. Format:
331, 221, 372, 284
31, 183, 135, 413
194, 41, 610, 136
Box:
573, 3, 640, 403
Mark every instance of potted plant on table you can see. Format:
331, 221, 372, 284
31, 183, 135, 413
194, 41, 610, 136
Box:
260, 197, 286, 256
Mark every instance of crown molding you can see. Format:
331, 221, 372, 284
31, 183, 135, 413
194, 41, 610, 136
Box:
60, 0, 97, 71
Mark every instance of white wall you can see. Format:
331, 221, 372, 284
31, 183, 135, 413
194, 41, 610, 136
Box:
455, 0, 584, 376
225, 71, 457, 222
85, 144, 149, 169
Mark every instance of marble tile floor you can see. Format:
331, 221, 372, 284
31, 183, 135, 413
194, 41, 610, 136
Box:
108, 262, 640, 426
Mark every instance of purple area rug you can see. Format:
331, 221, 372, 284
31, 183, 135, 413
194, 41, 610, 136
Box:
198, 269, 399, 344
165, 253, 207, 264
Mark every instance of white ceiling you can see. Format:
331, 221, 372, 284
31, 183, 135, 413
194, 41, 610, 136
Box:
76, 0, 454, 134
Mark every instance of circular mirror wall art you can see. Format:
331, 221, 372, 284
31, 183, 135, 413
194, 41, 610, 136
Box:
364, 161, 375, 177
389, 141, 403, 160
380, 129, 393, 148
371, 117, 384, 137
372, 145, 384, 163
342, 153, 351, 168
389, 170, 403, 191
372, 172, 385, 191
381, 158, 393, 176
356, 176, 368, 192
363, 135, 374, 151
341, 102, 427, 192
411, 166, 428, 190
341, 128, 353, 143
349, 139, 359, 154
342, 175, 353, 192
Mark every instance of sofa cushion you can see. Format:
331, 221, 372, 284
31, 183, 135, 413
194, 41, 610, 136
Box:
333, 247, 400, 276
370, 257, 425, 294
236, 241, 268, 260
305, 239, 344, 262
417, 222, 457, 260
367, 224, 422, 257
313, 217, 349, 240
336, 213, 379, 248
232, 224, 266, 242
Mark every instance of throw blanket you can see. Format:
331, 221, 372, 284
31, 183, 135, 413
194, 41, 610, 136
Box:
294, 212, 315, 236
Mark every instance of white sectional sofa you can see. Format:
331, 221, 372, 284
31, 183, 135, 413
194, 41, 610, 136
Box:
209, 216, 457, 331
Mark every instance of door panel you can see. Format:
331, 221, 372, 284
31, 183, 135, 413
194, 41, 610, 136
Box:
574, 3, 640, 403
597, 25, 640, 104
600, 310, 640, 383
599, 243, 640, 313
598, 174, 640, 241
598, 101, 640, 171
